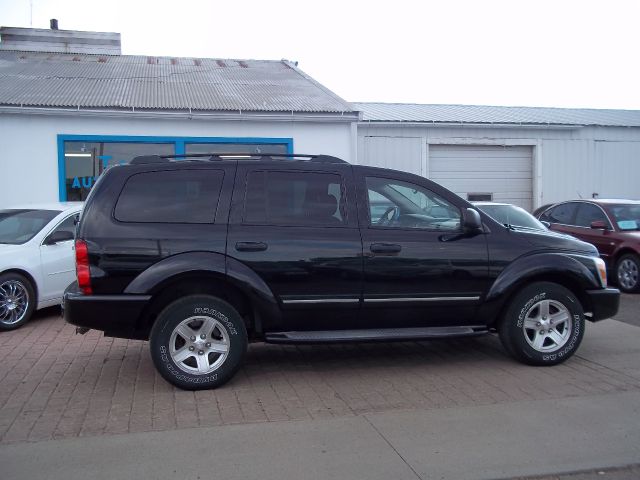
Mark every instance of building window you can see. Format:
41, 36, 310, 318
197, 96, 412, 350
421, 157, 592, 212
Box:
185, 143, 288, 155
467, 193, 493, 202
59, 136, 293, 201
64, 141, 174, 201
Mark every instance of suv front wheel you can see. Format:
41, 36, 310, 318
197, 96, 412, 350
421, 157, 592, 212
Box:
149, 295, 248, 390
499, 282, 585, 366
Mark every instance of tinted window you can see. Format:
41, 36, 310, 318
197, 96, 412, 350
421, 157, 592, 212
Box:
366, 177, 461, 231
574, 203, 609, 228
115, 170, 224, 223
244, 171, 345, 226
544, 203, 578, 224
0, 209, 60, 244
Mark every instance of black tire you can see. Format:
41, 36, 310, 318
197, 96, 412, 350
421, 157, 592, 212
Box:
0, 272, 36, 331
499, 282, 585, 366
149, 295, 247, 390
615, 253, 640, 293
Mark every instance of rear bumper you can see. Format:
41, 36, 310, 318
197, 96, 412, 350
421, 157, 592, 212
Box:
585, 287, 620, 322
63, 282, 151, 339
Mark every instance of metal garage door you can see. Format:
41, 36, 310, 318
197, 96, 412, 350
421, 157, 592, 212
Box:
429, 145, 533, 211
359, 136, 423, 176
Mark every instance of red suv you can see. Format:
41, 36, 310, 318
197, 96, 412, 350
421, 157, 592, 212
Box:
538, 200, 640, 292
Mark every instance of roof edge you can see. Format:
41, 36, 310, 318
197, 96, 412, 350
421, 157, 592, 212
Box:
0, 105, 360, 122
286, 61, 358, 115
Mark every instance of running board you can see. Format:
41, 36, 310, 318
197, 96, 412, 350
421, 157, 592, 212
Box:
264, 326, 488, 344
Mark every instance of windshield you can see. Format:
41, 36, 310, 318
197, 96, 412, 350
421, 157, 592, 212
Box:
477, 204, 546, 230
0, 209, 60, 244
607, 204, 640, 231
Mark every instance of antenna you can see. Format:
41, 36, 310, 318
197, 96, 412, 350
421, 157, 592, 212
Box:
30, 0, 33, 27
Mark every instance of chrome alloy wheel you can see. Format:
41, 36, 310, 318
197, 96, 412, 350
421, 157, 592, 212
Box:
0, 280, 29, 325
618, 258, 639, 291
522, 299, 573, 352
169, 315, 230, 375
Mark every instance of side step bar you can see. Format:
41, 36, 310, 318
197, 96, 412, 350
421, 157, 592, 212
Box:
264, 326, 488, 344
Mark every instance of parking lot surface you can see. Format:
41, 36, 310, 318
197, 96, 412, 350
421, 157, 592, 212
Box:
1, 294, 639, 446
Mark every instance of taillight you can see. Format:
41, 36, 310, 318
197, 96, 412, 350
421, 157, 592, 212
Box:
75, 239, 92, 295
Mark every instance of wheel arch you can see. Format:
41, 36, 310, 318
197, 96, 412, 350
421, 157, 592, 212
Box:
612, 247, 639, 266
124, 252, 280, 339
0, 268, 39, 304
481, 253, 600, 328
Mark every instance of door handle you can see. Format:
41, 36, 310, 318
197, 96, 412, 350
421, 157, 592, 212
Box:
235, 241, 268, 252
370, 243, 402, 254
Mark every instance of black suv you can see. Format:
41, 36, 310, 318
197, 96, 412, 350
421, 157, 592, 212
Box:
64, 153, 620, 390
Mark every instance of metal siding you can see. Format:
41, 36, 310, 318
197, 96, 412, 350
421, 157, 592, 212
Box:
429, 145, 533, 211
539, 140, 597, 204
360, 136, 423, 176
0, 114, 355, 205
595, 142, 640, 200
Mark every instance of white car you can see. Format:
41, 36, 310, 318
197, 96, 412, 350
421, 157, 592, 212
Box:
0, 202, 83, 330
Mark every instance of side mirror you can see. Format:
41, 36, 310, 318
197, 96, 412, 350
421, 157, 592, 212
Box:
44, 230, 74, 245
462, 208, 483, 232
590, 220, 609, 230
540, 221, 551, 229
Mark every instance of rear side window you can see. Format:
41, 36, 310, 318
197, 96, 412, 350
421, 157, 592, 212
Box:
244, 171, 345, 226
115, 170, 224, 223
542, 203, 577, 224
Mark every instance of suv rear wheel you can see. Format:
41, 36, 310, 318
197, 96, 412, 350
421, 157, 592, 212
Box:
149, 295, 247, 390
499, 282, 585, 366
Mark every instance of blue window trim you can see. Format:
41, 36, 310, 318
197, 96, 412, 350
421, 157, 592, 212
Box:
57, 134, 294, 200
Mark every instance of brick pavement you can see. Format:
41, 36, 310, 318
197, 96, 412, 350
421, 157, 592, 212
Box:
1, 308, 640, 445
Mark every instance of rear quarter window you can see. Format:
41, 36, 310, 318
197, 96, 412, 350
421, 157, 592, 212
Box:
114, 169, 224, 223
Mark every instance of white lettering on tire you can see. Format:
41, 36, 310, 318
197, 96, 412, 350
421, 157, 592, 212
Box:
194, 307, 238, 335
517, 292, 546, 328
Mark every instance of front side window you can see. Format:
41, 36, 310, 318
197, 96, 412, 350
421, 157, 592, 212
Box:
574, 204, 610, 228
244, 171, 345, 226
542, 203, 577, 225
115, 170, 224, 223
366, 177, 460, 231
0, 209, 60, 244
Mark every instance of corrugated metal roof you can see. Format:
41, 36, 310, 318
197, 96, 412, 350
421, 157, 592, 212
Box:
355, 102, 640, 127
0, 50, 354, 113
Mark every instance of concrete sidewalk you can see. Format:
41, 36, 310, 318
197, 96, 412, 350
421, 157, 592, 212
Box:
1, 389, 639, 480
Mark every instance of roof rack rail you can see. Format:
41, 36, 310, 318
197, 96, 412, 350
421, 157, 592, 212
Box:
129, 153, 348, 165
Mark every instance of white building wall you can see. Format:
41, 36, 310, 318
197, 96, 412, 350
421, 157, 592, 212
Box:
358, 124, 640, 209
0, 113, 355, 205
